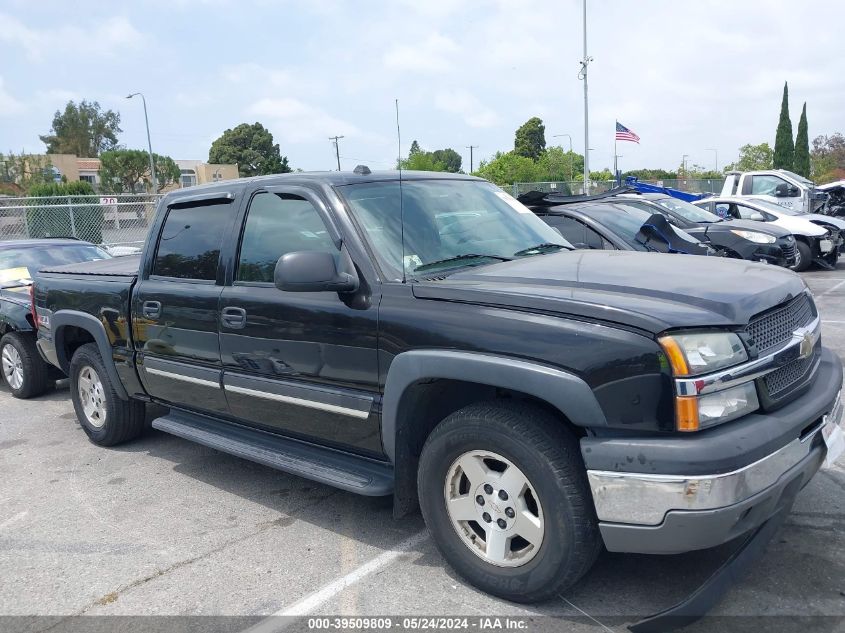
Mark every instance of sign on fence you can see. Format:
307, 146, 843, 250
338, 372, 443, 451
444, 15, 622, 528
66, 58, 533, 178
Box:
99, 197, 118, 205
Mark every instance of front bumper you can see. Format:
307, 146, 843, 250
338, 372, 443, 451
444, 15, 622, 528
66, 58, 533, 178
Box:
750, 240, 794, 267
582, 347, 843, 554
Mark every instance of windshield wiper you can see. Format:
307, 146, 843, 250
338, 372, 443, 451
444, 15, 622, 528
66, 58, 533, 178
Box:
513, 243, 569, 256
414, 253, 512, 273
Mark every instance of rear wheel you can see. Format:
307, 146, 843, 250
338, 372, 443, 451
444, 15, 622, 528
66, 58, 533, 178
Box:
69, 343, 145, 446
792, 240, 812, 272
418, 401, 601, 603
0, 332, 50, 399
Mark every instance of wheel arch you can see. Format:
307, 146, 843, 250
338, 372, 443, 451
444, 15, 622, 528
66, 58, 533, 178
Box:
52, 310, 128, 400
382, 350, 607, 517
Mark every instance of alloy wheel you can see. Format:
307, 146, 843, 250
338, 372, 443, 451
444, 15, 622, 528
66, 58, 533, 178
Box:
77, 366, 107, 428
444, 450, 544, 567
1, 344, 24, 391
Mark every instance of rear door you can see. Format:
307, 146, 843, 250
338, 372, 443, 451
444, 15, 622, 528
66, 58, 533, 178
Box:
132, 192, 239, 415
217, 185, 382, 455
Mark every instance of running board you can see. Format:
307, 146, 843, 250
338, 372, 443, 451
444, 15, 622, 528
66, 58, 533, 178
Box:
152, 411, 394, 496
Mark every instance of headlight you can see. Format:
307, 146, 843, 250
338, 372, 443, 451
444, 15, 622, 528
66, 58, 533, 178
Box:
658, 331, 748, 376
675, 383, 760, 432
730, 229, 776, 244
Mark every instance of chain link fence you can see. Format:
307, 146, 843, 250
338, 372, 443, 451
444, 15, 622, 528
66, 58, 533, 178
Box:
508, 178, 726, 198
0, 194, 162, 253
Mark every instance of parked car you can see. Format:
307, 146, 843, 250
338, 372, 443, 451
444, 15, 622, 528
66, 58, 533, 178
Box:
33, 171, 843, 625
695, 197, 844, 271
0, 238, 111, 398
616, 192, 798, 268
721, 169, 829, 214
818, 180, 845, 218
526, 197, 717, 256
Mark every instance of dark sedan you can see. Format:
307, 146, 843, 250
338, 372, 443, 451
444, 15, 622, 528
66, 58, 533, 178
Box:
616, 193, 797, 268
529, 200, 717, 256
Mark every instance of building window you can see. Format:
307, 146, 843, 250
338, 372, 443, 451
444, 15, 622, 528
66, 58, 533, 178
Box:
180, 170, 197, 188
79, 175, 96, 184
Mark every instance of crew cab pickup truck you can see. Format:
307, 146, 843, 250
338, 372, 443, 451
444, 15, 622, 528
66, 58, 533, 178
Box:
33, 171, 844, 617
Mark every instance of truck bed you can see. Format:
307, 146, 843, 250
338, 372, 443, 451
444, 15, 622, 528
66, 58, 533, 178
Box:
39, 254, 141, 278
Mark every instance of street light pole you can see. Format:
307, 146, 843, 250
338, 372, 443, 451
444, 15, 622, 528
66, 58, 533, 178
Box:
329, 136, 344, 171
552, 134, 574, 184
578, 0, 593, 193
706, 148, 718, 172
126, 93, 157, 193
465, 145, 478, 173
682, 154, 689, 179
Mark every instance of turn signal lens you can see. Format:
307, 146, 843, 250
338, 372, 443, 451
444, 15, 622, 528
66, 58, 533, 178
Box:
675, 397, 700, 432
659, 336, 690, 376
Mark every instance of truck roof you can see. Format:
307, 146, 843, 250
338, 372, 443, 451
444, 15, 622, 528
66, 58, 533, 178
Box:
163, 169, 483, 200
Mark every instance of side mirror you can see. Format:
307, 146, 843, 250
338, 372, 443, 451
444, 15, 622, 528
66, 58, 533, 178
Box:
774, 183, 789, 197
788, 186, 801, 197
274, 251, 359, 293
750, 212, 766, 221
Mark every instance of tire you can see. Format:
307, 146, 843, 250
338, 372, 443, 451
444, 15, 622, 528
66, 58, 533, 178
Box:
69, 343, 145, 446
418, 401, 601, 603
792, 240, 812, 272
0, 332, 50, 399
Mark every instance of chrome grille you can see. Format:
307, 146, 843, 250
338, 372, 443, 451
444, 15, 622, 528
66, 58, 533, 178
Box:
746, 294, 815, 354
764, 350, 817, 396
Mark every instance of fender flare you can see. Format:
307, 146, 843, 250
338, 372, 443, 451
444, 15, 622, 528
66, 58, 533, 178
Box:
381, 349, 607, 463
51, 310, 128, 400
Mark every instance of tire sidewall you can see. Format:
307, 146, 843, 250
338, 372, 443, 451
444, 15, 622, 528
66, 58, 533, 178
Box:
419, 419, 584, 600
0, 332, 46, 399
793, 241, 811, 272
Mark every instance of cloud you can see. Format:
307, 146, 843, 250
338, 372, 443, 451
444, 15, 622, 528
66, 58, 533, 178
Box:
434, 89, 500, 128
0, 76, 24, 117
0, 14, 144, 61
383, 33, 460, 73
247, 97, 361, 144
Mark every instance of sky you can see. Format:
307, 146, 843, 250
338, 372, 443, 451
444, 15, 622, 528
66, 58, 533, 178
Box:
0, 0, 842, 175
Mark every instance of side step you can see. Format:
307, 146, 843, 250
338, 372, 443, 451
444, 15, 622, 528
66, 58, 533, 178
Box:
152, 411, 394, 496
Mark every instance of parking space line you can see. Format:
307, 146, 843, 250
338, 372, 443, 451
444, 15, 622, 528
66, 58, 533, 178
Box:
818, 280, 845, 297
558, 594, 619, 633
0, 510, 27, 530
243, 530, 429, 633
823, 321, 845, 325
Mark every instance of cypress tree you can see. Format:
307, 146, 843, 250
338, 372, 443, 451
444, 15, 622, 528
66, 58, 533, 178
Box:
773, 82, 794, 169
793, 102, 810, 177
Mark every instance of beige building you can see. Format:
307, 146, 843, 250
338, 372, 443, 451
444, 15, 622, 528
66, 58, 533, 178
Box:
23, 154, 239, 192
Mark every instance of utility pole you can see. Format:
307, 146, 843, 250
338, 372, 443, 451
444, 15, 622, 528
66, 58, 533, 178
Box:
682, 154, 689, 179
578, 0, 593, 193
706, 148, 718, 172
126, 93, 157, 193
465, 145, 478, 173
552, 134, 574, 184
329, 135, 344, 171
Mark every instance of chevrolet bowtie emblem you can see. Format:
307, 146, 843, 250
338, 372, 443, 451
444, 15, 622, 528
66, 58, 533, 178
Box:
799, 332, 814, 360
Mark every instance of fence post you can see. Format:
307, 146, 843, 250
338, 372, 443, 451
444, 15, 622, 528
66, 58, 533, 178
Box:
512, 183, 518, 197
67, 196, 77, 238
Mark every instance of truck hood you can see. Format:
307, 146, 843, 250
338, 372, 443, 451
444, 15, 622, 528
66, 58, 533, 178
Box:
412, 251, 807, 334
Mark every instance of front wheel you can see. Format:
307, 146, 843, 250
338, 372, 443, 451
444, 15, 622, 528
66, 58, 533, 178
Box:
69, 343, 145, 446
0, 332, 50, 399
418, 401, 601, 603
792, 240, 812, 272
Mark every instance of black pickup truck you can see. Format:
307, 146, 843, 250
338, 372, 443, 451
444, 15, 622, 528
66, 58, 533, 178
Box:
33, 171, 844, 617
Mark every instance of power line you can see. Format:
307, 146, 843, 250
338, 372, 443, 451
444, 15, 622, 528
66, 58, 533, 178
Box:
328, 135, 344, 171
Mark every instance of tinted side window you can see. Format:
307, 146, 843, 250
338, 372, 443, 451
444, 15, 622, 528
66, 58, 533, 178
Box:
237, 192, 336, 283
153, 202, 231, 280
544, 216, 587, 247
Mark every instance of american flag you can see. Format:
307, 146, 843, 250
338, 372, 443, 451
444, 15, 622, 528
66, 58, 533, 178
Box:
615, 121, 640, 144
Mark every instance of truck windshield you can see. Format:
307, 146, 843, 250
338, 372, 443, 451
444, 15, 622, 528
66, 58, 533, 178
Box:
339, 179, 571, 279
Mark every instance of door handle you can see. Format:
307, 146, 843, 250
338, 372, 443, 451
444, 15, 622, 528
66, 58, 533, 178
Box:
221, 306, 247, 329
142, 301, 161, 319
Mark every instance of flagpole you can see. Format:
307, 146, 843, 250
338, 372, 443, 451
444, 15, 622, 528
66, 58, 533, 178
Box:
614, 120, 618, 184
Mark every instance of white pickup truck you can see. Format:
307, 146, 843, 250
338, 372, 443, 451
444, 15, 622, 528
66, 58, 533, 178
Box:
721, 170, 828, 214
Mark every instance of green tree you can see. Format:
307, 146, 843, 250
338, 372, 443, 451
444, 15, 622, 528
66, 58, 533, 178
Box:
793, 102, 810, 177
773, 82, 794, 169
514, 117, 546, 161
98, 149, 150, 193
398, 152, 447, 171
39, 100, 122, 157
409, 140, 421, 156
0, 152, 55, 190
473, 151, 539, 186
208, 122, 290, 177
723, 143, 774, 172
536, 146, 584, 182
153, 154, 182, 192
811, 133, 845, 182
430, 148, 462, 173
623, 168, 679, 180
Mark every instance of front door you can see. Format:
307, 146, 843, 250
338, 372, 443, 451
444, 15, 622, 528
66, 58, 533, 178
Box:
218, 187, 382, 455
133, 194, 238, 415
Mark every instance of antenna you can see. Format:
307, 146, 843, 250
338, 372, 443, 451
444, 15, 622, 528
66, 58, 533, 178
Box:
395, 98, 406, 283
